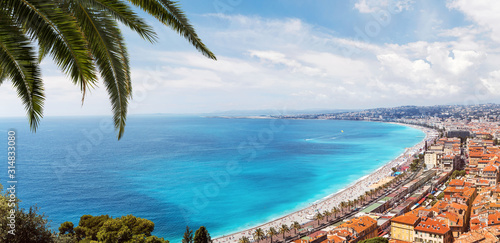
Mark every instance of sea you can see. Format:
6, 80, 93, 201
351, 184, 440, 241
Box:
0, 115, 424, 242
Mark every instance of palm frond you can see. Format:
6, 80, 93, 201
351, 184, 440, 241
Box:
74, 0, 157, 43
127, 0, 216, 60
72, 4, 130, 139
1, 0, 215, 139
4, 0, 97, 97
0, 11, 44, 131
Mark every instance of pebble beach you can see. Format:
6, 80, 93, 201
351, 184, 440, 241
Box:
213, 123, 439, 243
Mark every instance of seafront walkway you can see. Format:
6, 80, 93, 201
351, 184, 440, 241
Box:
243, 168, 420, 243
216, 125, 438, 243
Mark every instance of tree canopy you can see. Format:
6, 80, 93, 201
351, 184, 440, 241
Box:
193, 226, 212, 243
73, 214, 167, 242
0, 184, 54, 242
359, 237, 389, 243
182, 226, 193, 243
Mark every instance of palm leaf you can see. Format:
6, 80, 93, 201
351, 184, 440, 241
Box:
74, 0, 157, 43
72, 4, 130, 139
0, 11, 44, 131
4, 0, 97, 98
127, 0, 216, 60
1, 0, 216, 139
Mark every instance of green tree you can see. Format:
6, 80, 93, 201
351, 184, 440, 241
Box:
95, 215, 160, 243
313, 212, 323, 226
348, 200, 354, 211
359, 195, 366, 206
53, 234, 77, 243
253, 228, 265, 242
74, 214, 162, 242
74, 214, 111, 240
323, 210, 332, 222
290, 221, 301, 236
193, 226, 212, 243
359, 237, 389, 243
340, 201, 347, 215
0, 184, 54, 242
119, 214, 155, 236
130, 234, 169, 243
182, 226, 193, 243
4, 206, 54, 243
331, 207, 340, 218
266, 227, 277, 243
238, 236, 250, 243
0, 0, 216, 139
278, 224, 289, 240
59, 221, 75, 235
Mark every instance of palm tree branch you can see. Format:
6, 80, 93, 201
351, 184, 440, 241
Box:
113, 27, 131, 98
74, 4, 129, 139
0, 13, 44, 130
127, 0, 216, 60
8, 0, 97, 97
157, 0, 216, 59
75, 0, 157, 43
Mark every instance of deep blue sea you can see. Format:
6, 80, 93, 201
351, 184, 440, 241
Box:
0, 116, 424, 242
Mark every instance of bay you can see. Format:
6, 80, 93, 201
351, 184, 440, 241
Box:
0, 116, 424, 242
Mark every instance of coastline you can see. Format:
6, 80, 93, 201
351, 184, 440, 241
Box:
212, 121, 439, 243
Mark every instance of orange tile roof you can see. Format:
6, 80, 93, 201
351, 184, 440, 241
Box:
470, 152, 485, 158
326, 235, 345, 243
339, 216, 376, 234
455, 225, 500, 243
488, 212, 500, 226
479, 179, 490, 184
414, 217, 450, 235
484, 165, 497, 172
437, 211, 463, 227
391, 213, 420, 226
449, 179, 465, 187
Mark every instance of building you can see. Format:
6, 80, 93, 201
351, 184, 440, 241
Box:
390, 213, 421, 242
482, 165, 499, 186
455, 225, 500, 242
414, 217, 454, 243
441, 154, 456, 171
425, 152, 438, 170
335, 216, 378, 243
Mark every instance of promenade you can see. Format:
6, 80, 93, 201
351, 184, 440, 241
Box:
213, 124, 439, 243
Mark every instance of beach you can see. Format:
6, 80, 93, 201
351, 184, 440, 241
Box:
213, 122, 439, 243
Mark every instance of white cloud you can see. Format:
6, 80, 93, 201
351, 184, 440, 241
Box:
3, 10, 500, 117
354, 0, 414, 13
377, 53, 431, 81
480, 70, 500, 93
249, 50, 323, 76
426, 47, 484, 75
447, 0, 500, 42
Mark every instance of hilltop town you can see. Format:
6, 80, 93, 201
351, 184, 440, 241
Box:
242, 104, 500, 243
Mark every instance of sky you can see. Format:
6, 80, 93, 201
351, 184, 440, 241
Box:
2, 0, 500, 117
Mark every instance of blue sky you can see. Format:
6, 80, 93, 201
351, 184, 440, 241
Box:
2, 0, 500, 117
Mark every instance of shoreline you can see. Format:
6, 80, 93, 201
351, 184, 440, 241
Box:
212, 122, 439, 243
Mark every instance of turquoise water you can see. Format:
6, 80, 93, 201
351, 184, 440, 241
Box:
0, 116, 424, 242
